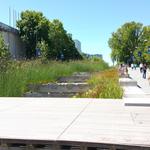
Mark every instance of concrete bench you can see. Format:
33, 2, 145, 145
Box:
119, 78, 137, 86
124, 98, 150, 106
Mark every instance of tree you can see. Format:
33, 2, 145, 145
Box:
47, 19, 82, 60
17, 10, 82, 60
17, 10, 50, 58
109, 21, 145, 64
140, 26, 150, 63
131, 26, 150, 64
0, 34, 11, 72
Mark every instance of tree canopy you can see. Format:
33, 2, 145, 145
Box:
47, 19, 82, 60
17, 10, 82, 60
17, 10, 49, 58
108, 21, 150, 64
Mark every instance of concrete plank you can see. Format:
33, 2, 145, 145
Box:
119, 78, 137, 86
58, 99, 150, 147
128, 68, 150, 94
0, 98, 150, 148
124, 98, 150, 106
0, 98, 91, 141
122, 84, 150, 98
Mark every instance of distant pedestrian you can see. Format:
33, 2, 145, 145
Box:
139, 63, 143, 73
119, 64, 124, 77
143, 64, 147, 79
124, 65, 129, 77
60, 53, 64, 62
134, 64, 137, 70
131, 64, 134, 70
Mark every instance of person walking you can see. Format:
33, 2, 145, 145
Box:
131, 63, 134, 70
134, 64, 137, 70
143, 64, 147, 79
119, 64, 124, 77
139, 63, 143, 73
124, 64, 129, 77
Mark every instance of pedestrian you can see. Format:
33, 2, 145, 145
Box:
139, 63, 143, 73
119, 64, 124, 77
131, 63, 134, 70
60, 53, 64, 62
124, 65, 129, 77
143, 64, 147, 79
134, 64, 137, 70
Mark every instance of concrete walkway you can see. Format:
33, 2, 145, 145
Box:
0, 98, 150, 149
128, 67, 150, 94
119, 68, 150, 106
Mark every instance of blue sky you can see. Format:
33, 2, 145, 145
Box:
0, 0, 150, 64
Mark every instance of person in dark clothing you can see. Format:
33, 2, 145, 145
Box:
139, 63, 143, 73
143, 64, 147, 79
60, 53, 64, 62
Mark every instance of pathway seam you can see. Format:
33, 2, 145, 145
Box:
56, 99, 93, 140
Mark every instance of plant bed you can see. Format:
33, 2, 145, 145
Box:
76, 69, 123, 99
0, 60, 109, 97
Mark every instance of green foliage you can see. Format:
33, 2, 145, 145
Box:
90, 56, 103, 62
77, 69, 123, 99
0, 60, 109, 97
17, 10, 82, 60
17, 10, 50, 58
141, 27, 150, 63
47, 19, 82, 60
109, 21, 150, 64
0, 34, 11, 72
37, 40, 49, 60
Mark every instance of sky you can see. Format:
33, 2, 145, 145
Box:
0, 0, 150, 65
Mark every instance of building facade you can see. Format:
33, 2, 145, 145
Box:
86, 53, 103, 59
74, 39, 81, 53
0, 22, 25, 59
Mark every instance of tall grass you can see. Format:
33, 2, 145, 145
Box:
0, 59, 109, 97
77, 69, 123, 99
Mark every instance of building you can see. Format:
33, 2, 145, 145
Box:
93, 54, 103, 59
86, 53, 103, 59
0, 22, 25, 59
74, 39, 81, 53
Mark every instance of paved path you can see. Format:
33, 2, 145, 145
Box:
0, 98, 150, 149
128, 67, 150, 94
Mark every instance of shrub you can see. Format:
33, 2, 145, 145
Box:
36, 40, 49, 63
0, 34, 11, 72
77, 69, 123, 99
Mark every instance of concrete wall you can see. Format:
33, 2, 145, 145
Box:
0, 22, 26, 59
1, 30, 26, 59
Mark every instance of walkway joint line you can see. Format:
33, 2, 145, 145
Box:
56, 100, 92, 140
